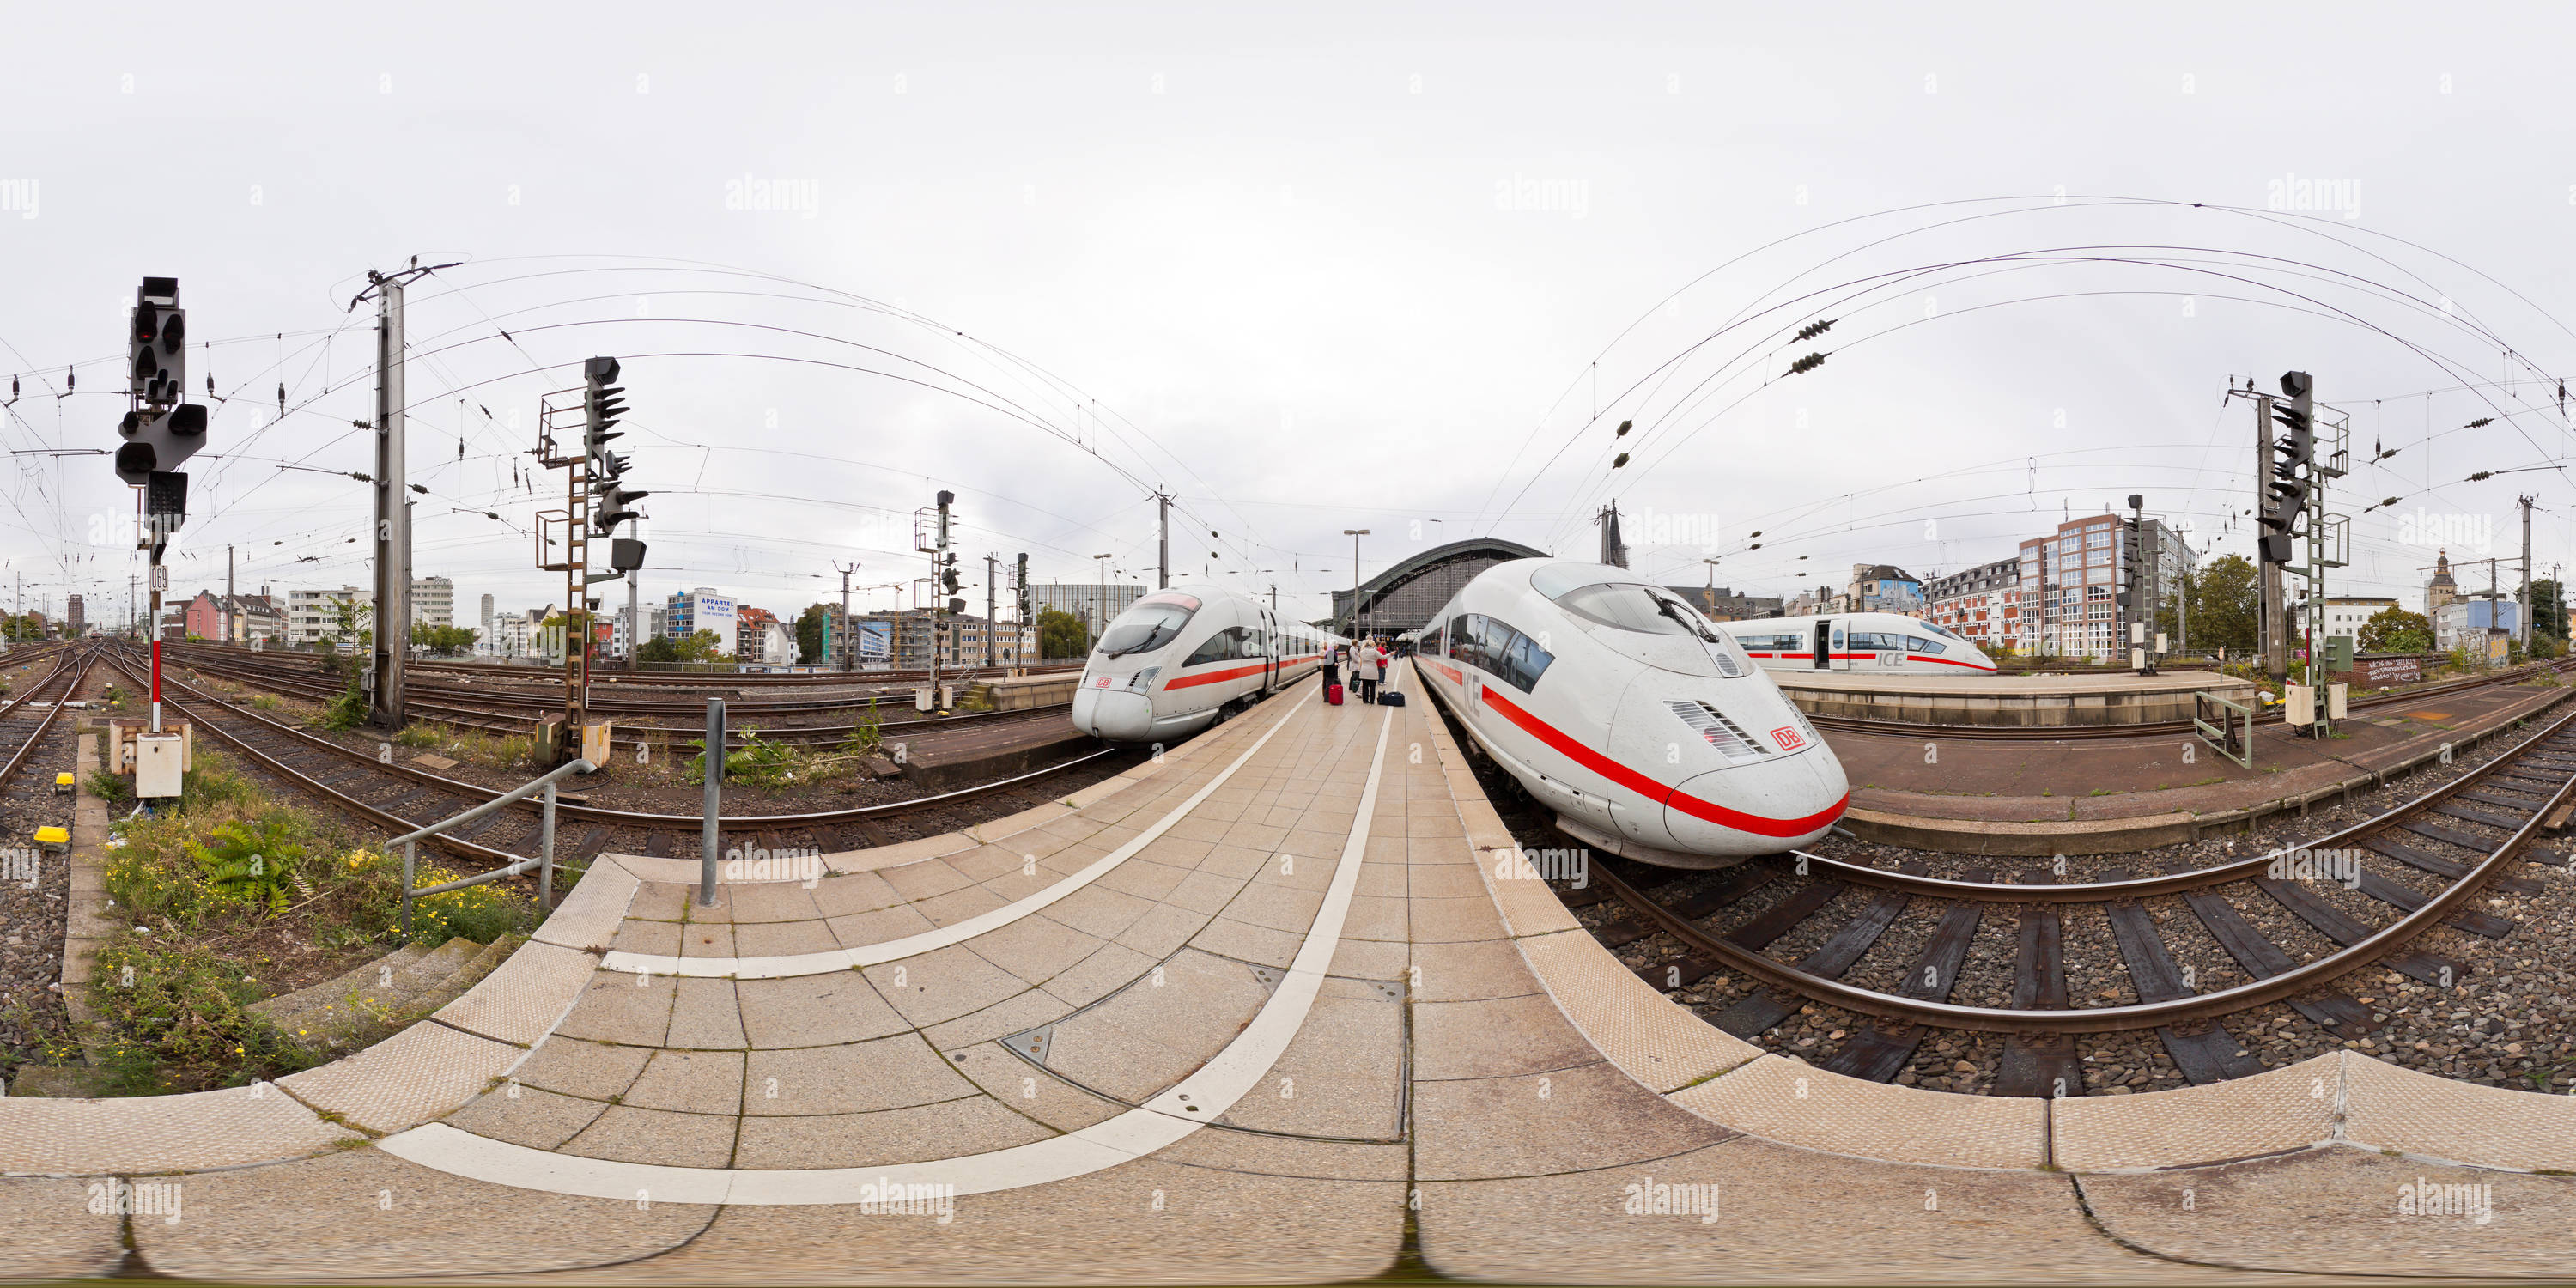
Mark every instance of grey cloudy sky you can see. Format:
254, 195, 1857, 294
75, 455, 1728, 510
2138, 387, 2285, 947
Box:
6, 1, 2573, 629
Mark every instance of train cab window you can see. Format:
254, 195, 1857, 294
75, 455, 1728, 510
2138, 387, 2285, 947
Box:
1905, 635, 1941, 653
1097, 593, 1201, 657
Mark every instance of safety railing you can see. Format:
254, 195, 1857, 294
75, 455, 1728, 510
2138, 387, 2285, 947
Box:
394, 758, 596, 936
2194, 690, 2255, 769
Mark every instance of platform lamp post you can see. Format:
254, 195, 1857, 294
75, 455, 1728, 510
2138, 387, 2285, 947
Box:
1344, 529, 1370, 638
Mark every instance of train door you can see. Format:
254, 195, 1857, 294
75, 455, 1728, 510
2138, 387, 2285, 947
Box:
1812, 619, 1832, 669
1829, 619, 1850, 671
1263, 610, 1279, 692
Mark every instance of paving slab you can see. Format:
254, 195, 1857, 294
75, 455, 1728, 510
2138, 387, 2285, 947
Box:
0, 1176, 126, 1278
278, 1018, 523, 1136
0, 1084, 361, 1176
2081, 1144, 2576, 1279
128, 1147, 713, 1279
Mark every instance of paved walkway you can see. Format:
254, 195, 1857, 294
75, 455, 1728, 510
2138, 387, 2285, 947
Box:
7, 665, 2576, 1283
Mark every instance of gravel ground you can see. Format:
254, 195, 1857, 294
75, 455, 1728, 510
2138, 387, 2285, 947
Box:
1439, 689, 2576, 1097
0, 653, 102, 1083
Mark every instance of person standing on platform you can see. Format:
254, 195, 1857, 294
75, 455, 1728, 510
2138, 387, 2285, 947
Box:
1372, 638, 1391, 696
1353, 639, 1379, 703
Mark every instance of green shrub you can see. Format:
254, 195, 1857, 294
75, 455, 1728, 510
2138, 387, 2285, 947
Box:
187, 817, 308, 918
248, 694, 285, 713
687, 729, 808, 787
312, 682, 367, 732
88, 769, 133, 805
392, 724, 444, 749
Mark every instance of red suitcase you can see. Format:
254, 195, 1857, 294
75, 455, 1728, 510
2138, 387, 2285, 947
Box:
1326, 682, 1345, 706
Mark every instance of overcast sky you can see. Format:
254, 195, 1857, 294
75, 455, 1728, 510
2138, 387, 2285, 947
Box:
6, 2, 2574, 630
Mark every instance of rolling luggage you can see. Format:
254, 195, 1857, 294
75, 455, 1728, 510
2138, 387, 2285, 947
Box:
1326, 682, 1345, 706
1379, 690, 1406, 708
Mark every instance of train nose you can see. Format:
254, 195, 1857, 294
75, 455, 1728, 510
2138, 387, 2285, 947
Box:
1664, 749, 1851, 854
1072, 686, 1157, 743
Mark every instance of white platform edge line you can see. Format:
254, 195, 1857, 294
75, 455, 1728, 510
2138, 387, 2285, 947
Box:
602, 690, 1315, 979
376, 705, 1396, 1205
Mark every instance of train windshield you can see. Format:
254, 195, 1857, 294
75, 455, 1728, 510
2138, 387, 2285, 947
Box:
1920, 620, 1965, 643
1097, 594, 1200, 658
1542, 577, 1750, 677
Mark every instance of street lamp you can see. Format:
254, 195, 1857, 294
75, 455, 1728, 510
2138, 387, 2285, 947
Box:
1344, 529, 1370, 637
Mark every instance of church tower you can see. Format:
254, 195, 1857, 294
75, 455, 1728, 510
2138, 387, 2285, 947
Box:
2426, 549, 2458, 618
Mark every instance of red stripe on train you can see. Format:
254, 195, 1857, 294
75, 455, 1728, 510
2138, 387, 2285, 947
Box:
1473, 686, 1847, 839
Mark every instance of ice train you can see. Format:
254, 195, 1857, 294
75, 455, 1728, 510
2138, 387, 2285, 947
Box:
1070, 586, 1345, 744
1415, 560, 1850, 868
1723, 612, 1997, 674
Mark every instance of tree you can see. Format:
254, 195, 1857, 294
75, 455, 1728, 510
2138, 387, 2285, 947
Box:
2357, 607, 2433, 654
2533, 579, 2567, 640
410, 623, 481, 656
318, 594, 372, 671
2180, 555, 2259, 656
672, 628, 726, 663
636, 635, 679, 664
795, 602, 831, 665
1038, 608, 1091, 659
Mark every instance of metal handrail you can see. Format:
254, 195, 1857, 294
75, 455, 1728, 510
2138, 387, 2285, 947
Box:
398, 757, 596, 935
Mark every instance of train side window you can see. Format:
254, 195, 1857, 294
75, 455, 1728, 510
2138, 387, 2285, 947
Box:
1484, 619, 1554, 692
1450, 614, 1477, 667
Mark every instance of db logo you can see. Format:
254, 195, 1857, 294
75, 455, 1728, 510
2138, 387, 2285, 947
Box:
1093, 677, 1111, 689
1770, 726, 1806, 751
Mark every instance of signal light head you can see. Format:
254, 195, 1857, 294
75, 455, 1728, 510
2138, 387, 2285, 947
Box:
2279, 370, 2312, 399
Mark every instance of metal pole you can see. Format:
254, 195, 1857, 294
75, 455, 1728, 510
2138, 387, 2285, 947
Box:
985, 553, 998, 668
1157, 491, 1170, 591
699, 696, 723, 906
838, 564, 854, 671
539, 781, 558, 909
2519, 495, 2533, 647
370, 274, 410, 730
401, 840, 416, 936
2257, 394, 2287, 681
627, 562, 640, 668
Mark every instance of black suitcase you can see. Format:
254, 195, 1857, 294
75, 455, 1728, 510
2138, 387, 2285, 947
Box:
1379, 690, 1406, 708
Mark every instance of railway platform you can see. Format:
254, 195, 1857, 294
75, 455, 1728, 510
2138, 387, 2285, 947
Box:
1779, 666, 2258, 727
9, 659, 2576, 1283
1838, 673, 2576, 854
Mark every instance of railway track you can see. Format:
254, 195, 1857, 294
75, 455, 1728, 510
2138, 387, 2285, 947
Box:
165, 641, 1080, 690
100, 650, 1131, 872
136, 645, 1070, 749
1577, 702, 2576, 1094
1807, 659, 2575, 741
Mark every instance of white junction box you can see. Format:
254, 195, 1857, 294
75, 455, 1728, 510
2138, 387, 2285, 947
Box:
135, 733, 186, 799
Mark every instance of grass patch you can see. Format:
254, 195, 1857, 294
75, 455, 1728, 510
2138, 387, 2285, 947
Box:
392, 724, 444, 750
84, 747, 430, 1093
248, 693, 286, 713
88, 769, 133, 805
407, 864, 537, 945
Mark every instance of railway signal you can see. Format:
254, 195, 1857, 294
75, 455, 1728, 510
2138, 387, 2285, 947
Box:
115, 276, 212, 743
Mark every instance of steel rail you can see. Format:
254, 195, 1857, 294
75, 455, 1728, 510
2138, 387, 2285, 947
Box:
104, 652, 1123, 830
1808, 659, 2573, 741
1794, 699, 2576, 902
131, 645, 1072, 744
1595, 721, 2576, 1035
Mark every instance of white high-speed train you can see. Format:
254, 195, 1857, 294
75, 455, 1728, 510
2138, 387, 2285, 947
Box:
1070, 586, 1344, 744
1724, 612, 1997, 674
1415, 560, 1850, 868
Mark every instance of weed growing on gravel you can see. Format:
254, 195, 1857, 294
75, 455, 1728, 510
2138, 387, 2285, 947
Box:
248, 693, 286, 713
392, 724, 443, 749
88, 939, 325, 1092
88, 769, 132, 804
312, 681, 367, 732
687, 729, 812, 787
